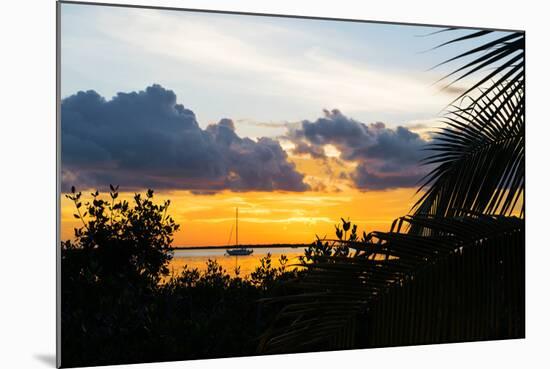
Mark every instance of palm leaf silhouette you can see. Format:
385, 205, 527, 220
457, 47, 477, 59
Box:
414, 30, 524, 219
259, 214, 524, 352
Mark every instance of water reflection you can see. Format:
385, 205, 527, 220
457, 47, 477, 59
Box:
167, 247, 304, 277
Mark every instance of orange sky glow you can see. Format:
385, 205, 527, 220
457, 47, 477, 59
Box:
61, 187, 420, 246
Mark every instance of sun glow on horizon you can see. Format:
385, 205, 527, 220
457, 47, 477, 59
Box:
61, 186, 421, 247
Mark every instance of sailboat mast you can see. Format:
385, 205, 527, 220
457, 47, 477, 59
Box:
236, 207, 239, 247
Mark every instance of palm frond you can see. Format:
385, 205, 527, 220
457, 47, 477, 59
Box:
258, 214, 524, 353
433, 30, 524, 104
414, 81, 524, 218
414, 30, 524, 219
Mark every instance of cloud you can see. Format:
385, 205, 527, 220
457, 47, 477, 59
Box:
61, 84, 309, 193
442, 85, 468, 95
291, 141, 327, 159
287, 109, 430, 190
352, 165, 422, 190
236, 119, 299, 129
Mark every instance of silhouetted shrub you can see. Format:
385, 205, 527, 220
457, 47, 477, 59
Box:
61, 187, 302, 367
301, 218, 368, 263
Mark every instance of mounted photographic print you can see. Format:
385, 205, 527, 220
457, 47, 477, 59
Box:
57, 1, 525, 367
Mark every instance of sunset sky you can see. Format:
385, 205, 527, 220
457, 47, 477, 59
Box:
60, 3, 513, 246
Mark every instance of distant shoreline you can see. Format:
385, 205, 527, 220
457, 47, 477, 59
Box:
171, 243, 310, 250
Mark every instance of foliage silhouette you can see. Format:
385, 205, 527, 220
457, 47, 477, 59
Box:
414, 30, 525, 219
63, 186, 178, 287
61, 187, 300, 367
258, 215, 524, 353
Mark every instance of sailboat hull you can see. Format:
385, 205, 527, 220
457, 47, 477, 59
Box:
226, 249, 254, 256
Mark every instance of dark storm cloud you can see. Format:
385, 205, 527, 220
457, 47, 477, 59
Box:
288, 109, 430, 190
352, 164, 422, 190
291, 141, 327, 159
61, 84, 309, 192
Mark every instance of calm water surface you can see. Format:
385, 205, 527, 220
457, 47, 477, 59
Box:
167, 247, 305, 277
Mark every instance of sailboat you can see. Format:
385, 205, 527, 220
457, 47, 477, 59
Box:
226, 208, 253, 256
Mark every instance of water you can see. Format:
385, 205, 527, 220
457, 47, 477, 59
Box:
167, 247, 306, 278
